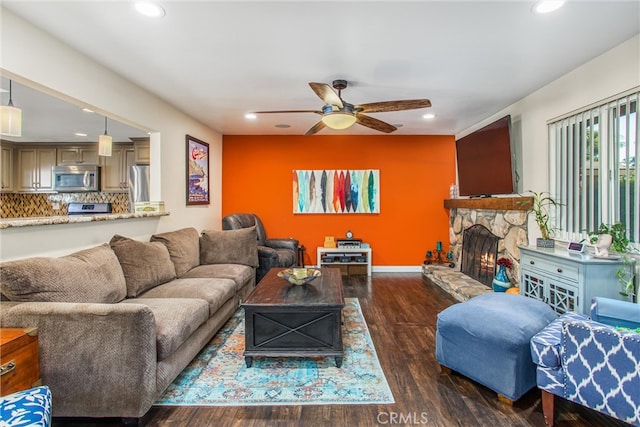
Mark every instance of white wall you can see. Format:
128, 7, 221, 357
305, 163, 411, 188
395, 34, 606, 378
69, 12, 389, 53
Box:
0, 9, 222, 260
457, 34, 640, 241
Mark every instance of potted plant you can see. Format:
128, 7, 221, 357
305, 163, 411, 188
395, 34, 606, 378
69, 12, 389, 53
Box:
588, 222, 637, 301
523, 191, 559, 248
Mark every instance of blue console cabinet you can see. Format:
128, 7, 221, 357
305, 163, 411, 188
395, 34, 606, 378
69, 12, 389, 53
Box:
519, 245, 632, 315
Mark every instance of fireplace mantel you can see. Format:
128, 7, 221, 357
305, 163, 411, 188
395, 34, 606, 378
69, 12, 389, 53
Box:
444, 196, 532, 211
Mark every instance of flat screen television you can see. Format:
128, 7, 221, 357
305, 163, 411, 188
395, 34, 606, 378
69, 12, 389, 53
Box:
455, 115, 516, 197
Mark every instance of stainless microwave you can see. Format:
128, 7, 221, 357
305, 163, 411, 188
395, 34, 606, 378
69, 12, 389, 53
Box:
52, 165, 101, 192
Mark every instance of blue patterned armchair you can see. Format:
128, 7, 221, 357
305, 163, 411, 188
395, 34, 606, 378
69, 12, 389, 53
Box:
0, 386, 51, 426
531, 297, 640, 426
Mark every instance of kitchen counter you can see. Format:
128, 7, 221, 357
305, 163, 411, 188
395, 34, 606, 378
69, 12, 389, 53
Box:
0, 211, 169, 229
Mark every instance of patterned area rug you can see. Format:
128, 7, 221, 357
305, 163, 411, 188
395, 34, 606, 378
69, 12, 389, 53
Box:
155, 298, 394, 406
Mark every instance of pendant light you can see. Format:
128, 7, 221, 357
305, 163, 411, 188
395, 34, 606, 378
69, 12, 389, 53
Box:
0, 80, 22, 137
98, 116, 113, 156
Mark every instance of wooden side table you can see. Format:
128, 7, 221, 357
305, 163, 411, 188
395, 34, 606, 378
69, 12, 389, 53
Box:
1, 328, 41, 396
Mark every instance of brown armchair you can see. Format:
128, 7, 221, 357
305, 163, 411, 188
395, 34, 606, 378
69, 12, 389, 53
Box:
222, 213, 299, 282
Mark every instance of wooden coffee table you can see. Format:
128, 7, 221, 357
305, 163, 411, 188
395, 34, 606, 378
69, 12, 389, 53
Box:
241, 267, 345, 368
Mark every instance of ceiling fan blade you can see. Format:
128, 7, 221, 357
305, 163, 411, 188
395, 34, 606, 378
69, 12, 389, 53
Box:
309, 82, 343, 108
355, 99, 432, 113
305, 120, 326, 136
253, 110, 322, 115
356, 114, 397, 133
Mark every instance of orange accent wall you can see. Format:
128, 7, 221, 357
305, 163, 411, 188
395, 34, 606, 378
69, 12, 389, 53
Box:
222, 135, 456, 267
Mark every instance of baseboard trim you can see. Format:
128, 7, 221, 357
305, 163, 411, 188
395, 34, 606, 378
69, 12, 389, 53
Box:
372, 266, 423, 273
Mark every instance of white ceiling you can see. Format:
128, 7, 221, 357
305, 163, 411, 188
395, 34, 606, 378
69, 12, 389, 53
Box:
2, 1, 639, 138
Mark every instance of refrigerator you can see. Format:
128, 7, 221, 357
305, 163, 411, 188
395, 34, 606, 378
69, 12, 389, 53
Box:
128, 165, 150, 212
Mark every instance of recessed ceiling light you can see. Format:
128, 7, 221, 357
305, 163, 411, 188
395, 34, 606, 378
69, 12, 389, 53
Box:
274, 124, 290, 128
74, 132, 87, 137
134, 1, 166, 18
82, 107, 94, 113
245, 113, 257, 120
423, 113, 435, 119
532, 1, 565, 14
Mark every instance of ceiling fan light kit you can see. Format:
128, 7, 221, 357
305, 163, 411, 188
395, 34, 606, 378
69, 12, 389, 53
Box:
252, 79, 431, 135
0, 80, 23, 137
321, 111, 357, 130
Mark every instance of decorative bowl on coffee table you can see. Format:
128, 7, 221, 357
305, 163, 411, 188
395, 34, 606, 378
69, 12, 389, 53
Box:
277, 268, 321, 285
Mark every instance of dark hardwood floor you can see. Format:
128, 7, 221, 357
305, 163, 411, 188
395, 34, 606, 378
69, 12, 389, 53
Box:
55, 273, 629, 427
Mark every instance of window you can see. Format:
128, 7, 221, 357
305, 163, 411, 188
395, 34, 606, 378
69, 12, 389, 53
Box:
549, 90, 639, 248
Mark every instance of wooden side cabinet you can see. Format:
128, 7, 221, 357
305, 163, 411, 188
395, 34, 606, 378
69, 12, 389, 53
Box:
0, 328, 41, 396
519, 246, 631, 315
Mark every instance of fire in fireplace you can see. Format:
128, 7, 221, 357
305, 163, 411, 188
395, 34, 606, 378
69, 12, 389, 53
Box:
460, 224, 499, 287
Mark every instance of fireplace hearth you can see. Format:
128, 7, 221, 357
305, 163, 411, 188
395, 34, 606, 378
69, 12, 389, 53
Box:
460, 224, 499, 287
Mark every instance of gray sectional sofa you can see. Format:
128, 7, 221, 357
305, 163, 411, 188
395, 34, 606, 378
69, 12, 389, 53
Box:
0, 226, 259, 423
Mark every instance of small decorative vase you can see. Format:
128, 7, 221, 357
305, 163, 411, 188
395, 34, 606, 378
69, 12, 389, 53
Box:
492, 265, 511, 292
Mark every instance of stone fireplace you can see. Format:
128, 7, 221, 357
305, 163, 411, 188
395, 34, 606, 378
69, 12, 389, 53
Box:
422, 196, 532, 301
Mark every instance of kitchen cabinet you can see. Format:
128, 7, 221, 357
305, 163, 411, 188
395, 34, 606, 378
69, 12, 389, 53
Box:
519, 245, 631, 315
131, 137, 150, 165
101, 145, 135, 192
57, 146, 98, 165
1, 145, 14, 191
16, 147, 56, 192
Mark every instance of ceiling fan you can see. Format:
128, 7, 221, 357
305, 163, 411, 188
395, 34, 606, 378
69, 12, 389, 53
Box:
252, 80, 432, 135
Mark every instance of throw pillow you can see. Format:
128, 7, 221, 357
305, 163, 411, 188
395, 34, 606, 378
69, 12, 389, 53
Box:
110, 235, 176, 297
150, 227, 200, 277
0, 243, 127, 303
200, 226, 259, 267
616, 326, 640, 334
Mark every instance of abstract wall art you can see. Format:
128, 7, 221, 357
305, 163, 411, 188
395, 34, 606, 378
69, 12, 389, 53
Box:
293, 169, 380, 214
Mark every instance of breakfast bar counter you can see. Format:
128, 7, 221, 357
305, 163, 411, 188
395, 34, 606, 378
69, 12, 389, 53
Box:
0, 211, 169, 229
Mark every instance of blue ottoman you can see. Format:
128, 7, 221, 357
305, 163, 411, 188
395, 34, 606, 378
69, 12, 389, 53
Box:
436, 293, 557, 403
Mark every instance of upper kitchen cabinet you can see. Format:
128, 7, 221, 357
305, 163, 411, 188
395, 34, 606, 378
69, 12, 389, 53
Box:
57, 146, 99, 165
1, 143, 14, 191
16, 147, 57, 192
100, 144, 135, 192
131, 137, 150, 165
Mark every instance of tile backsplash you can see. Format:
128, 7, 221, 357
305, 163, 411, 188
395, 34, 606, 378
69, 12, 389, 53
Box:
0, 192, 129, 218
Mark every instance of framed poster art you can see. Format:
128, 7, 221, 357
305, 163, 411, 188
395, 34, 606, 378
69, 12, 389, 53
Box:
186, 135, 210, 205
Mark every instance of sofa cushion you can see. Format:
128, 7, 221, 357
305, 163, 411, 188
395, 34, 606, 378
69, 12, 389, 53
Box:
182, 264, 254, 292
150, 227, 200, 277
200, 226, 259, 268
109, 235, 176, 298
121, 298, 209, 361
0, 244, 126, 303
137, 277, 236, 317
